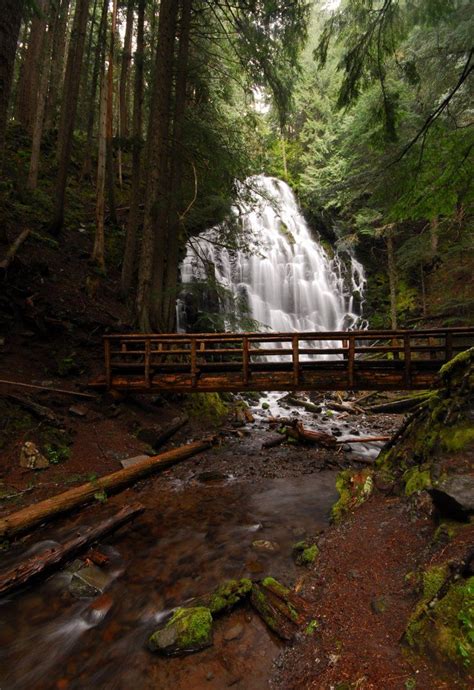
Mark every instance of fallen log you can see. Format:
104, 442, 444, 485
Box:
0, 503, 144, 596
0, 379, 98, 400
250, 578, 311, 641
326, 401, 364, 415
287, 397, 322, 414
0, 437, 214, 540
336, 435, 391, 444
3, 392, 61, 426
0, 229, 30, 271
153, 415, 189, 449
288, 422, 337, 448
365, 393, 431, 415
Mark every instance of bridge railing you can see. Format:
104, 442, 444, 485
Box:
103, 327, 474, 389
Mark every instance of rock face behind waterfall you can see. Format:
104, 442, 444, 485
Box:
179, 175, 366, 334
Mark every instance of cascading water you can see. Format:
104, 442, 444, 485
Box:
178, 175, 366, 345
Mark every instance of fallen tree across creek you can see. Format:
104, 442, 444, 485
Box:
0, 437, 214, 540
0, 503, 144, 596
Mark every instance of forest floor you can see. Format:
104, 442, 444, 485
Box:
0, 227, 472, 690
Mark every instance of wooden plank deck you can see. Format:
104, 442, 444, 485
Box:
92, 327, 474, 393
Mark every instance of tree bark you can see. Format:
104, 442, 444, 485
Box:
92, 48, 108, 271
82, 0, 108, 179
27, 3, 57, 190
158, 0, 193, 332
49, 0, 91, 236
44, 0, 71, 131
0, 0, 25, 160
0, 503, 144, 596
121, 0, 145, 297
0, 438, 213, 539
119, 0, 134, 141
136, 0, 179, 331
386, 229, 398, 330
16, 0, 48, 133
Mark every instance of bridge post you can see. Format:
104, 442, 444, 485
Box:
243, 336, 249, 385
403, 334, 411, 387
191, 338, 197, 388
445, 331, 453, 361
292, 335, 299, 386
145, 338, 151, 388
348, 335, 355, 388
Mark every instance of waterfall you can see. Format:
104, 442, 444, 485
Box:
178, 175, 366, 340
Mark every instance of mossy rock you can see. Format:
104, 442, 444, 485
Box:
331, 469, 374, 523
204, 578, 252, 615
148, 607, 213, 656
376, 348, 474, 494
185, 393, 228, 422
292, 541, 320, 566
406, 574, 474, 670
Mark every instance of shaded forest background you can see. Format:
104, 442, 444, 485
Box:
0, 0, 472, 335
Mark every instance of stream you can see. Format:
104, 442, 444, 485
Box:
0, 395, 389, 690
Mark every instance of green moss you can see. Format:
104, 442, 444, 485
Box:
422, 565, 450, 600
148, 606, 213, 654
331, 469, 374, 523
262, 577, 290, 598
292, 541, 319, 566
403, 466, 432, 496
439, 348, 473, 382
185, 393, 228, 422
440, 424, 474, 452
432, 522, 456, 545
305, 619, 319, 636
406, 575, 474, 669
207, 578, 252, 615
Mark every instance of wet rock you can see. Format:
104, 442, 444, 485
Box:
252, 539, 279, 552
120, 454, 150, 469
197, 471, 228, 482
68, 404, 88, 417
148, 607, 213, 655
69, 564, 109, 599
223, 623, 244, 641
19, 441, 49, 469
430, 475, 474, 521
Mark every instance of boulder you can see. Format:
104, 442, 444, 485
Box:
430, 475, 474, 521
148, 607, 213, 655
19, 441, 49, 470
69, 564, 109, 598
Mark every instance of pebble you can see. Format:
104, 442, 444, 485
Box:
224, 624, 244, 641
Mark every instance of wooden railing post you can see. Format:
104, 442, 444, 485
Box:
348, 335, 355, 388
242, 336, 249, 385
342, 338, 348, 360
403, 334, 411, 387
145, 338, 151, 388
292, 334, 299, 386
190, 337, 197, 388
104, 338, 111, 389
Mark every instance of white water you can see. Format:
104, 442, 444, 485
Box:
179, 175, 366, 342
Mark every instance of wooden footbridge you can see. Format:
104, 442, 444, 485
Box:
92, 327, 474, 393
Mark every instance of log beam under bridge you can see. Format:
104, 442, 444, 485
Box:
90, 328, 474, 394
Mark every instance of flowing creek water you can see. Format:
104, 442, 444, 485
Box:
1, 177, 380, 689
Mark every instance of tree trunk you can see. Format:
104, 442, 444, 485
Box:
16, 0, 48, 133
105, 0, 118, 224
44, 0, 71, 131
82, 0, 108, 179
386, 230, 398, 330
0, 0, 25, 161
121, 0, 145, 297
158, 0, 193, 331
49, 0, 91, 236
119, 0, 134, 140
136, 0, 179, 331
77, 0, 99, 132
27, 3, 57, 190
